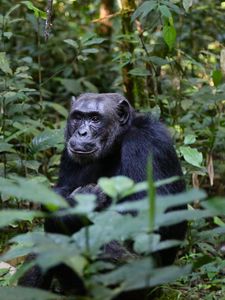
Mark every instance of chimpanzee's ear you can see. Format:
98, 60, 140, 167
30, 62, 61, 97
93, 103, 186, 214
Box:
71, 96, 76, 108
117, 99, 130, 125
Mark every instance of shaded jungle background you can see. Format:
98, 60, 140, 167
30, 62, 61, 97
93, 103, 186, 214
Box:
0, 1, 225, 299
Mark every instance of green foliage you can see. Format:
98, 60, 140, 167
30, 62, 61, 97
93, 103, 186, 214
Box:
0, 287, 64, 300
0, 176, 68, 210
163, 24, 176, 50
179, 146, 203, 168
21, 1, 46, 19
0, 176, 224, 299
0, 52, 12, 75
0, 0, 225, 298
182, 0, 193, 12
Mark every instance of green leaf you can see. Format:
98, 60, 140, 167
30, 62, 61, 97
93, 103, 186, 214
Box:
64, 39, 79, 49
131, 1, 157, 21
129, 68, 151, 77
0, 176, 68, 209
21, 1, 46, 19
192, 255, 215, 270
212, 69, 223, 87
156, 209, 214, 227
22, 160, 41, 172
202, 197, 225, 214
111, 176, 134, 195
3, 32, 13, 39
184, 134, 196, 145
181, 99, 193, 110
162, 25, 176, 50
0, 210, 43, 229
59, 78, 82, 94
149, 264, 192, 287
66, 255, 87, 277
83, 37, 106, 47
180, 146, 203, 168
42, 101, 68, 118
10, 232, 69, 246
159, 5, 172, 19
98, 176, 134, 199
95, 258, 191, 290
82, 48, 99, 54
98, 178, 117, 199
15, 66, 29, 74
31, 129, 64, 152
0, 287, 63, 300
148, 56, 170, 66
73, 211, 145, 255
117, 189, 206, 215
81, 80, 98, 93
183, 0, 193, 12
95, 257, 154, 290
161, 0, 181, 14
158, 189, 206, 212
0, 141, 15, 153
0, 52, 12, 75
214, 216, 225, 227
5, 4, 21, 18
134, 233, 160, 254
69, 193, 96, 213
0, 243, 35, 261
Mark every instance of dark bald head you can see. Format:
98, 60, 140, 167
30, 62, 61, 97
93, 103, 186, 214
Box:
72, 93, 131, 116
66, 93, 134, 163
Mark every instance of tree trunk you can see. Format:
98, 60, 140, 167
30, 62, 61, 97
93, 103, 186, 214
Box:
98, 0, 114, 37
119, 0, 136, 106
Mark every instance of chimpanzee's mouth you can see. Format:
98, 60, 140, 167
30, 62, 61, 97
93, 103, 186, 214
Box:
69, 147, 96, 155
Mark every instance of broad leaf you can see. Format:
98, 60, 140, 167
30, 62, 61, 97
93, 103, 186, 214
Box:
180, 146, 203, 168
0, 176, 68, 209
0, 210, 43, 229
98, 176, 134, 199
212, 69, 223, 87
159, 5, 172, 19
129, 68, 151, 77
183, 0, 193, 12
95, 258, 191, 290
147, 56, 170, 66
131, 1, 157, 21
83, 37, 106, 47
0, 287, 63, 300
21, 1, 46, 19
0, 141, 15, 153
184, 134, 196, 145
64, 39, 79, 49
0, 52, 12, 75
163, 25, 176, 50
31, 129, 64, 152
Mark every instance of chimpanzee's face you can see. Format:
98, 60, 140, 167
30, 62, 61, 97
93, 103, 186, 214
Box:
66, 93, 131, 163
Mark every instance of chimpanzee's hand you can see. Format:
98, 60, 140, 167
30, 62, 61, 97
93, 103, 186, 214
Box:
69, 184, 110, 211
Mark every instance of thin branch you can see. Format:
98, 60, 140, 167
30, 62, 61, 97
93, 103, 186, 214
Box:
45, 0, 53, 41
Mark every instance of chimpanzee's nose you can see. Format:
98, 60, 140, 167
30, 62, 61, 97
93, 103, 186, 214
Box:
78, 128, 87, 137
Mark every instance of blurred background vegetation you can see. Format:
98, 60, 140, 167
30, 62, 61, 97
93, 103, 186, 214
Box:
0, 1, 225, 299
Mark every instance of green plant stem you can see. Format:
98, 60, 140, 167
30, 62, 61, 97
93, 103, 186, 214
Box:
147, 157, 156, 233
37, 16, 43, 118
85, 227, 90, 254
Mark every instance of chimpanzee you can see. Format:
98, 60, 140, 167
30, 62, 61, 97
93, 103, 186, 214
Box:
19, 93, 186, 298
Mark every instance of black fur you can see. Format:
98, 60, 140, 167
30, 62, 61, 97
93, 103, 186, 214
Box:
19, 93, 186, 297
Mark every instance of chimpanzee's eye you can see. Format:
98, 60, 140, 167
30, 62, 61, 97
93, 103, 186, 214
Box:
91, 115, 100, 122
71, 113, 82, 121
